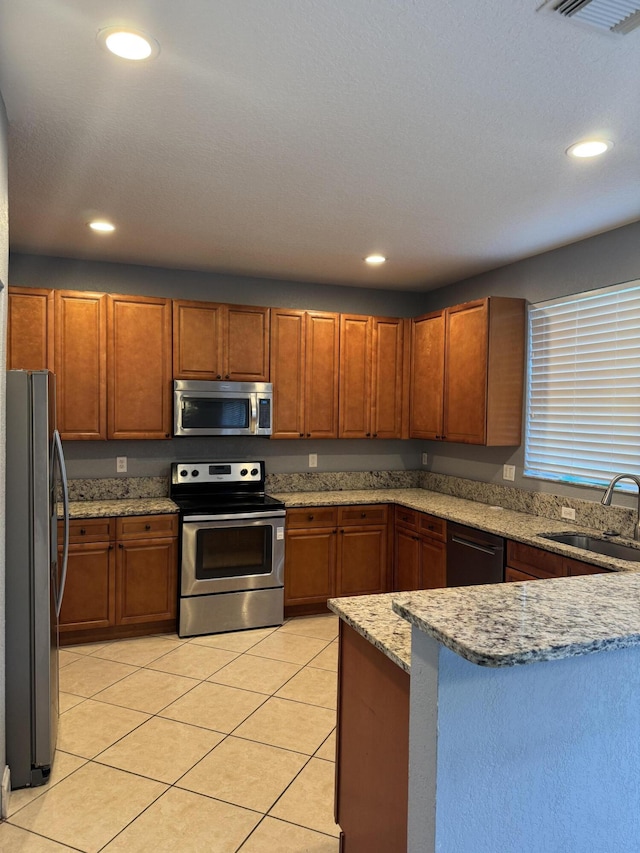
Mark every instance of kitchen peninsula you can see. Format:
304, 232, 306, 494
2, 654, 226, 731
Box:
330, 574, 640, 853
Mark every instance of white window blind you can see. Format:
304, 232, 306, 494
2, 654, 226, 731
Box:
525, 279, 640, 489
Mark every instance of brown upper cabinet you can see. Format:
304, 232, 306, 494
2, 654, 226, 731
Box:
7, 286, 54, 371
339, 315, 407, 439
410, 297, 526, 445
108, 294, 173, 440
172, 300, 270, 382
54, 290, 108, 440
270, 309, 340, 439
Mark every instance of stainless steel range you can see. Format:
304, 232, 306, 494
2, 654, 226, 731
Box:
171, 460, 286, 638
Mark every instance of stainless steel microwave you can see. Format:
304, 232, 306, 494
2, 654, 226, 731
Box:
173, 380, 273, 437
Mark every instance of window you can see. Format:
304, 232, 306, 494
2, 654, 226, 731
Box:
525, 279, 640, 489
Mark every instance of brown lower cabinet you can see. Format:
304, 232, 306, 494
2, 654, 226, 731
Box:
284, 505, 389, 616
59, 514, 178, 645
393, 506, 446, 591
336, 621, 410, 853
505, 540, 611, 581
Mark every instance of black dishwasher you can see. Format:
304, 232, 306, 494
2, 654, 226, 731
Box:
446, 522, 504, 586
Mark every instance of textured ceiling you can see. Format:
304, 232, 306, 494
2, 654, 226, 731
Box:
0, 0, 638, 291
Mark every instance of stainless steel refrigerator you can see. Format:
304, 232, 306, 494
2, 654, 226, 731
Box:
5, 370, 70, 789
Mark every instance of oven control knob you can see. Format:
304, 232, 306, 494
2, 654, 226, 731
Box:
250, 468, 258, 476
240, 468, 248, 476
179, 469, 188, 478
191, 469, 199, 477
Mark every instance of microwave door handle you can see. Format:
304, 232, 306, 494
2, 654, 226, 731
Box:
250, 396, 258, 432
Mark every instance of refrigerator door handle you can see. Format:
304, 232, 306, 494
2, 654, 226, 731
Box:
53, 429, 70, 617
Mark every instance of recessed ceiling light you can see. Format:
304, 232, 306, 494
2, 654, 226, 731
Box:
97, 27, 159, 61
88, 220, 115, 233
566, 139, 613, 159
365, 254, 386, 265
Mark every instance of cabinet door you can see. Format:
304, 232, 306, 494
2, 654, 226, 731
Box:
225, 305, 270, 381
410, 311, 444, 439
54, 290, 107, 440
443, 299, 488, 444
116, 537, 178, 625
7, 286, 54, 370
305, 311, 340, 438
339, 314, 372, 438
108, 295, 172, 439
564, 558, 609, 577
337, 525, 388, 597
419, 536, 446, 589
172, 300, 224, 379
285, 527, 337, 605
58, 542, 116, 632
393, 527, 421, 591
270, 308, 306, 439
372, 317, 404, 439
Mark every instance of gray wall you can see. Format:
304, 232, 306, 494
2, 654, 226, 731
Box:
9, 253, 428, 479
1, 92, 9, 786
10, 219, 640, 505
418, 220, 640, 507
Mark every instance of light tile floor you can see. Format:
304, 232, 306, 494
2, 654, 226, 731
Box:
2, 615, 341, 853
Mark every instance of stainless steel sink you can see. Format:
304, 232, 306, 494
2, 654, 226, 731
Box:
538, 532, 640, 562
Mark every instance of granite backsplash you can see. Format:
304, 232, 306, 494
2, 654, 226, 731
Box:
60, 470, 637, 539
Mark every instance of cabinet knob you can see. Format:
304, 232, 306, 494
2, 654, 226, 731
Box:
165, 433, 170, 438
373, 433, 378, 438
145, 524, 151, 530
308, 514, 314, 521
366, 432, 371, 437
428, 524, 434, 530
216, 374, 222, 380
108, 544, 113, 550
299, 433, 304, 437
225, 374, 230, 379
340, 529, 344, 534
118, 543, 123, 549
80, 528, 86, 535
361, 512, 366, 518
307, 433, 311, 437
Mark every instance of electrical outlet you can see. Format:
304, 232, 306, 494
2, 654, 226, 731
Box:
561, 506, 576, 521
502, 464, 515, 482
116, 456, 127, 473
308, 453, 318, 468
422, 452, 428, 465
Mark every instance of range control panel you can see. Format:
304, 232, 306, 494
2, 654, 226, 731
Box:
172, 461, 264, 485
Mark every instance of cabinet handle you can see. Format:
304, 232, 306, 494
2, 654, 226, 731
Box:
80, 528, 86, 535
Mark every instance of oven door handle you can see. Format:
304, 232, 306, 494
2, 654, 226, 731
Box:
182, 510, 286, 523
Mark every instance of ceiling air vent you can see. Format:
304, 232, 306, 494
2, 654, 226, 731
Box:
539, 0, 640, 33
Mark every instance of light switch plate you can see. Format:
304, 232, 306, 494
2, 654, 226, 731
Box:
116, 456, 127, 473
561, 506, 576, 521
502, 464, 515, 482
308, 453, 318, 468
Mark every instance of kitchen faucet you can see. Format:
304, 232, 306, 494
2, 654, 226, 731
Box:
601, 474, 640, 541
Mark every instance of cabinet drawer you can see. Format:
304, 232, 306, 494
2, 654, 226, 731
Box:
286, 507, 338, 528
505, 566, 540, 583
564, 557, 610, 577
338, 505, 388, 526
61, 518, 115, 543
395, 506, 418, 530
418, 513, 446, 541
116, 514, 178, 540
506, 541, 565, 578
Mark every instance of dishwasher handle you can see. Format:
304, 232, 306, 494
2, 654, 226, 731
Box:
450, 534, 501, 556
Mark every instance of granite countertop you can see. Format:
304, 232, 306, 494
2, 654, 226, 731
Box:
327, 593, 413, 673
273, 487, 640, 573
392, 572, 640, 668
62, 498, 178, 519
